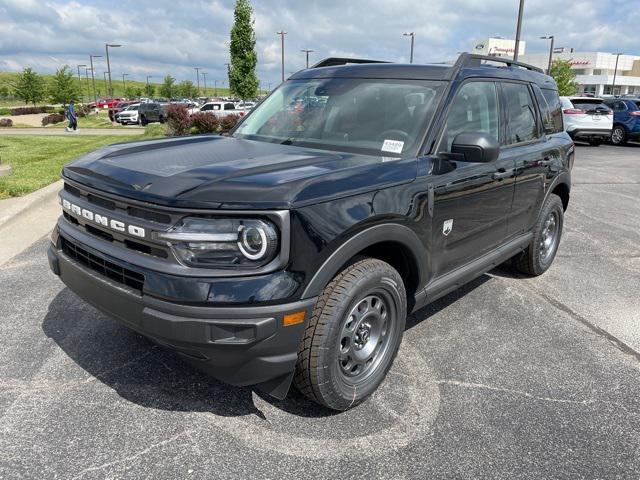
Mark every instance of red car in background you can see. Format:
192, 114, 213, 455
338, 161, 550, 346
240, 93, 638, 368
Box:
89, 98, 125, 109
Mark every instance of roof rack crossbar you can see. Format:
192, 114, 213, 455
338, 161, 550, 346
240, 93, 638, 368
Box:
455, 53, 545, 74
311, 57, 390, 69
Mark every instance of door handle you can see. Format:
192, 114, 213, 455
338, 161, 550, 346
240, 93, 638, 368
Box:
492, 169, 514, 180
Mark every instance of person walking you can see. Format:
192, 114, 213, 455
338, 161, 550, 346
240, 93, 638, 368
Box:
65, 100, 78, 132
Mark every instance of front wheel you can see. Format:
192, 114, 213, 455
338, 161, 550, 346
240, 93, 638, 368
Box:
513, 194, 564, 276
294, 258, 407, 410
611, 126, 627, 145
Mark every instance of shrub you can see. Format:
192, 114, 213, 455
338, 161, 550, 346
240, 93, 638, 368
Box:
10, 106, 48, 115
0, 118, 13, 127
219, 113, 241, 133
190, 112, 220, 134
165, 104, 191, 136
41, 113, 65, 126
0, 108, 10, 116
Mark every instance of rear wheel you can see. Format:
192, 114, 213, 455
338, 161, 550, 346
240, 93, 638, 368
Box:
159, 115, 165, 124
513, 194, 564, 276
294, 258, 407, 410
611, 126, 627, 145
140, 115, 148, 126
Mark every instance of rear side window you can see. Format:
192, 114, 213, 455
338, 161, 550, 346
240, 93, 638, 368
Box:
502, 82, 539, 145
540, 88, 563, 133
440, 81, 499, 151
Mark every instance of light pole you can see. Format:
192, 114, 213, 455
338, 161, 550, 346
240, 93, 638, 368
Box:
122, 73, 129, 94
301, 49, 314, 69
194, 67, 201, 95
214, 79, 218, 97
201, 72, 208, 97
102, 71, 108, 95
403, 32, 415, 63
89, 55, 102, 104
277, 31, 287, 82
105, 44, 121, 97
76, 64, 86, 103
612, 52, 623, 96
513, 0, 525, 61
540, 35, 555, 74
84, 67, 93, 105
224, 63, 231, 92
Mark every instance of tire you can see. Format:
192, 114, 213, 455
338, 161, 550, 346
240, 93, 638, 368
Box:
588, 138, 602, 146
611, 125, 627, 145
294, 258, 407, 410
159, 115, 165, 124
513, 194, 564, 276
140, 115, 148, 126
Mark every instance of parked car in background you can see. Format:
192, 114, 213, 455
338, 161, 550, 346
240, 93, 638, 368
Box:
108, 101, 136, 122
190, 101, 244, 117
560, 96, 613, 146
602, 98, 640, 145
137, 102, 167, 125
115, 103, 140, 125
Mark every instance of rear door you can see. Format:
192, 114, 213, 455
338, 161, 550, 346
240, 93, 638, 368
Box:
430, 80, 515, 277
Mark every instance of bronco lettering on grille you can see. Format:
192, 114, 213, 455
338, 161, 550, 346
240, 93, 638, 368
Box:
61, 198, 146, 238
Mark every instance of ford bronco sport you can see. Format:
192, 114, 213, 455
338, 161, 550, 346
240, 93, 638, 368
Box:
48, 54, 573, 410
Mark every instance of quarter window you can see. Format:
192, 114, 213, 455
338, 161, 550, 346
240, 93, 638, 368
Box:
502, 82, 539, 144
440, 81, 499, 151
539, 88, 563, 133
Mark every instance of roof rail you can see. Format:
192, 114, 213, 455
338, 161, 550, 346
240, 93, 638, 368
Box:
311, 57, 390, 68
454, 52, 545, 74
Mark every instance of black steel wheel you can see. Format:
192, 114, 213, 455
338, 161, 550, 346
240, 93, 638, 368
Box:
294, 258, 407, 410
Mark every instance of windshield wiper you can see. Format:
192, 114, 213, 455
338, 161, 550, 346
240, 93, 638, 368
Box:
280, 137, 295, 145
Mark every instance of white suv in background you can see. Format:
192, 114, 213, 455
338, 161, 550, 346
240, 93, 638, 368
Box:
560, 96, 613, 146
115, 103, 140, 125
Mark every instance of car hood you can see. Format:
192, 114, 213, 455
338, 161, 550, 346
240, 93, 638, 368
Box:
62, 135, 417, 209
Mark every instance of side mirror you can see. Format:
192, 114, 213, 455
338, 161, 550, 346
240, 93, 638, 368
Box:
451, 132, 499, 163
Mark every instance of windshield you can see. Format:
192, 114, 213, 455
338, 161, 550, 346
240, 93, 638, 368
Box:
233, 78, 445, 157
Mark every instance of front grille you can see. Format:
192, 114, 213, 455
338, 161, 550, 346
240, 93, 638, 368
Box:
61, 236, 145, 292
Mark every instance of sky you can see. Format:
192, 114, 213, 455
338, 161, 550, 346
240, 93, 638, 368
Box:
0, 0, 638, 89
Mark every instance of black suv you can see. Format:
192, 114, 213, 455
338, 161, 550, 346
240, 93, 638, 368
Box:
137, 102, 166, 126
48, 54, 573, 410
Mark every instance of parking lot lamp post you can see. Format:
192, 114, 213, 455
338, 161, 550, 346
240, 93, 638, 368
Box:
76, 64, 86, 103
89, 55, 102, 104
612, 52, 623, 96
277, 31, 287, 83
105, 44, 121, 97
201, 72, 208, 97
540, 35, 554, 74
214, 80, 218, 97
121, 73, 129, 94
84, 67, 93, 105
194, 67, 201, 95
403, 32, 415, 63
301, 49, 314, 69
513, 0, 525, 61
146, 75, 152, 90
103, 71, 108, 95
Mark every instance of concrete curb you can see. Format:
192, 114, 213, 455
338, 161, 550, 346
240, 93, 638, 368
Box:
0, 164, 12, 177
0, 180, 62, 265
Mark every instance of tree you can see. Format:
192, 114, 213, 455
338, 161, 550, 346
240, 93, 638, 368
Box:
159, 75, 176, 99
229, 0, 258, 100
143, 83, 155, 97
0, 86, 9, 99
177, 80, 198, 98
13, 67, 46, 106
48, 65, 81, 104
550, 60, 577, 96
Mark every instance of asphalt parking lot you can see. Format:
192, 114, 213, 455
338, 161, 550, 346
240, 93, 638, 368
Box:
1, 143, 639, 479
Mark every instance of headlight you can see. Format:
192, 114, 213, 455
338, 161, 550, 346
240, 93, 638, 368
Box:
154, 217, 279, 268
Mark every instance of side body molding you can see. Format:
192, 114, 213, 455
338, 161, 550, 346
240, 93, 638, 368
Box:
300, 223, 428, 299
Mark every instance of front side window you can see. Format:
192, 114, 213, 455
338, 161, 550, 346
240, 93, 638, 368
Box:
234, 78, 445, 157
439, 81, 499, 152
502, 82, 539, 145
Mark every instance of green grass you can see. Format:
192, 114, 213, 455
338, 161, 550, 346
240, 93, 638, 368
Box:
0, 135, 131, 198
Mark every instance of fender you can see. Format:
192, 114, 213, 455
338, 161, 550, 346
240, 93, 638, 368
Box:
300, 223, 428, 299
541, 170, 571, 213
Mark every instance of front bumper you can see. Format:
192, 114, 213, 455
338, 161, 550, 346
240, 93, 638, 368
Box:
47, 230, 316, 397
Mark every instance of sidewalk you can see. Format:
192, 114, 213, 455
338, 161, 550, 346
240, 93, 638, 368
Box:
0, 128, 144, 136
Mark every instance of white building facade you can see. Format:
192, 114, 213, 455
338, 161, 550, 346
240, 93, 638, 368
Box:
472, 37, 526, 58
519, 51, 640, 97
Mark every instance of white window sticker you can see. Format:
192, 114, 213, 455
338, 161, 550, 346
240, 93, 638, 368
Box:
381, 139, 404, 154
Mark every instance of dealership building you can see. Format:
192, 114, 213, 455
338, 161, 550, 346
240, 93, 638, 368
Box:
472, 38, 640, 97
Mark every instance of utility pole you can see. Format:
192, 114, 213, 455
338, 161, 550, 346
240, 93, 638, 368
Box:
77, 64, 86, 103
103, 71, 108, 95
403, 32, 415, 63
201, 72, 208, 97
89, 55, 102, 104
540, 35, 555, 74
513, 0, 525, 61
277, 31, 287, 82
122, 73, 129, 94
301, 49, 314, 69
214, 79, 218, 97
84, 67, 92, 105
224, 63, 231, 94
105, 43, 121, 97
612, 52, 623, 96
194, 67, 201, 95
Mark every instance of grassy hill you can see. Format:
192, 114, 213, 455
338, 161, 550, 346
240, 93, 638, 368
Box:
0, 70, 268, 107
